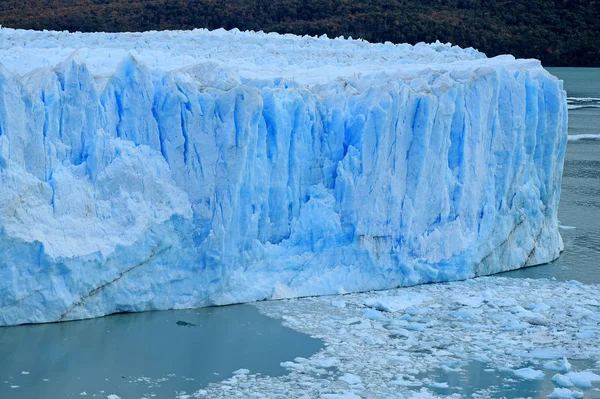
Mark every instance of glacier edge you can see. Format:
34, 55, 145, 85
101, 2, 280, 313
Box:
0, 29, 567, 326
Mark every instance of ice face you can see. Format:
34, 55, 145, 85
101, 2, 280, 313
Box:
0, 28, 567, 325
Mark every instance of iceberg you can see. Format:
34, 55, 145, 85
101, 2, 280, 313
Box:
0, 28, 567, 325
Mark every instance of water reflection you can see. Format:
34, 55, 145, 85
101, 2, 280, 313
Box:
415, 360, 597, 398
0, 304, 323, 398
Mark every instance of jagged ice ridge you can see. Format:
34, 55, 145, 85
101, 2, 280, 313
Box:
0, 28, 567, 325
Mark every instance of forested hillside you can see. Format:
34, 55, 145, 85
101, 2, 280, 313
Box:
1, 0, 598, 66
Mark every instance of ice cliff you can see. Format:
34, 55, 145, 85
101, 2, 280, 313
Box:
0, 28, 567, 325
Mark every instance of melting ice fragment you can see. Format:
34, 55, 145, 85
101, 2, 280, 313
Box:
364, 293, 431, 312
513, 368, 545, 380
545, 358, 572, 373
547, 388, 584, 399
564, 371, 600, 389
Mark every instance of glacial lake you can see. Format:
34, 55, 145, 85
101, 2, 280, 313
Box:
0, 305, 323, 398
0, 67, 598, 399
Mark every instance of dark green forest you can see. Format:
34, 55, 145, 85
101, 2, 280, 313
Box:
1, 0, 599, 66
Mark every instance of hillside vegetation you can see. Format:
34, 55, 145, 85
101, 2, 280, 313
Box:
1, 0, 598, 66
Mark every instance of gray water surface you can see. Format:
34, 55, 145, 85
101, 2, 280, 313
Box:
546, 67, 600, 101
0, 305, 322, 398
414, 359, 598, 398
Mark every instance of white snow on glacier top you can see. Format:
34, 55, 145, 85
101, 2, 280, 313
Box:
0, 27, 543, 85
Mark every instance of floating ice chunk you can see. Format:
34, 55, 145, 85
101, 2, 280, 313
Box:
501, 319, 529, 330
441, 365, 462, 373
570, 306, 594, 319
564, 371, 600, 389
552, 374, 574, 388
391, 375, 423, 387
547, 388, 584, 399
342, 318, 362, 326
310, 358, 339, 368
493, 298, 520, 308
567, 97, 600, 102
280, 361, 303, 370
522, 349, 566, 360
405, 323, 426, 331
339, 373, 362, 385
386, 355, 410, 363
581, 299, 599, 307
450, 308, 482, 320
364, 293, 431, 313
429, 382, 449, 388
527, 303, 552, 312
232, 369, 250, 375
21, 371, 29, 375
331, 300, 346, 309
544, 358, 572, 373
575, 330, 596, 339
567, 134, 600, 141
454, 296, 485, 308
106, 395, 121, 399
513, 368, 545, 380
321, 393, 362, 399
363, 309, 388, 321
567, 105, 600, 110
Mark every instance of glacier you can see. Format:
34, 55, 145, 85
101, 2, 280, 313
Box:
0, 28, 567, 326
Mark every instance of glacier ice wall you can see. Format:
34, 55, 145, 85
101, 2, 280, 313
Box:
0, 28, 567, 325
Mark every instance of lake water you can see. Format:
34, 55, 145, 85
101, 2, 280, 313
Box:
0, 67, 598, 399
547, 67, 600, 139
0, 305, 323, 398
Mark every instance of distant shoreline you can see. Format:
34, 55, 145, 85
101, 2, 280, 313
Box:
1, 0, 598, 67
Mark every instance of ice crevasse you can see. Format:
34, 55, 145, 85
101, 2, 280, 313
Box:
0, 28, 567, 325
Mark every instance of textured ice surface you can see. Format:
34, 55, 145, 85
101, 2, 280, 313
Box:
513, 368, 545, 380
0, 28, 567, 325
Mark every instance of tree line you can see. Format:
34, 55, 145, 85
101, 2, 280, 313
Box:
1, 0, 598, 66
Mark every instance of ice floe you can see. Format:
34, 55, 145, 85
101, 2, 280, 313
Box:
176, 277, 600, 398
